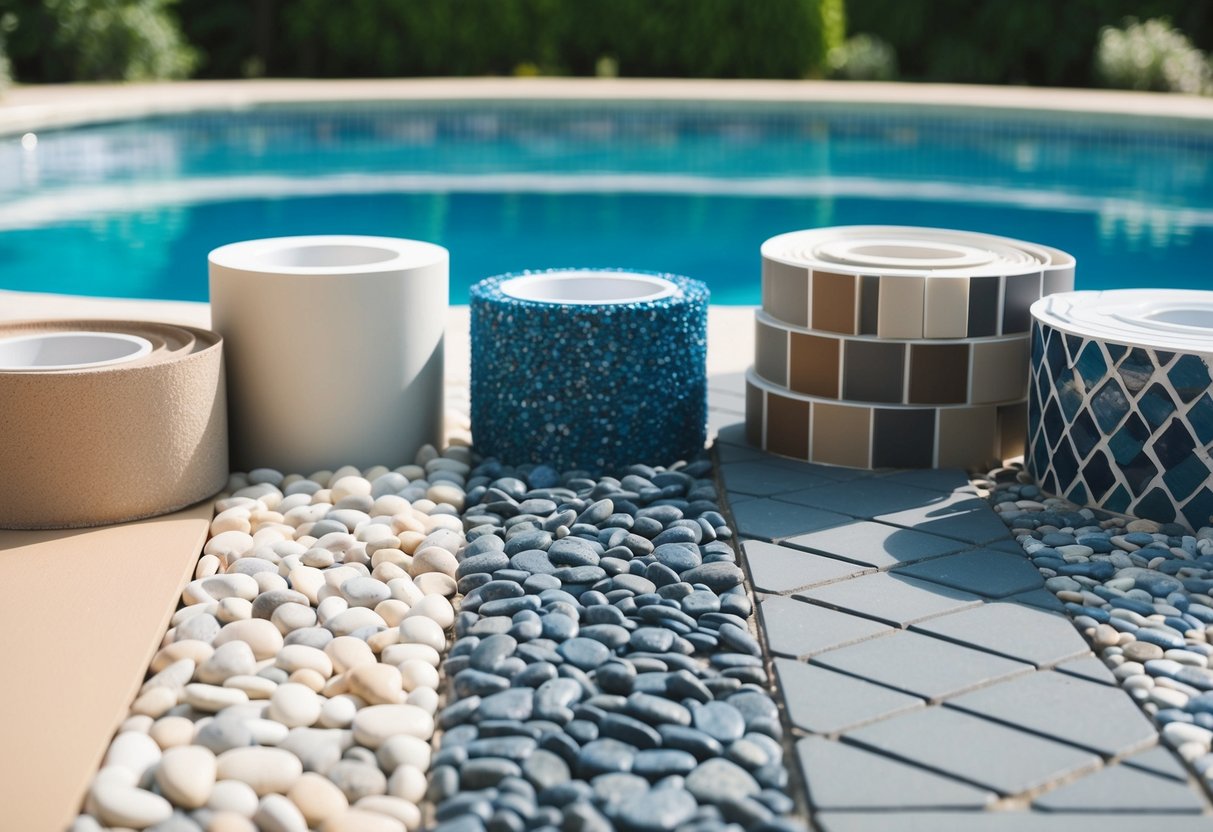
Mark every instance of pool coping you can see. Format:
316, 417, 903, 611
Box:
4, 77, 1213, 137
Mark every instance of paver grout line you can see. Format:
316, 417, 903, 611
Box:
936, 699, 1156, 760
802, 651, 1036, 706
791, 590, 987, 631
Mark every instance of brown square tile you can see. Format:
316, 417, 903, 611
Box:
746, 380, 764, 448
924, 278, 970, 338
812, 402, 871, 468
755, 319, 788, 385
998, 402, 1028, 461
937, 406, 999, 469
908, 343, 970, 405
763, 259, 809, 327
767, 391, 811, 460
790, 332, 841, 398
877, 275, 926, 339
970, 339, 1030, 404
811, 271, 858, 335
843, 340, 905, 404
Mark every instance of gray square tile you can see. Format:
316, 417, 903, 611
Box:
893, 549, 1044, 598
813, 630, 1032, 701
775, 659, 923, 734
909, 603, 1090, 668
796, 573, 983, 628
798, 736, 995, 810
1006, 588, 1067, 612
729, 498, 852, 542
1032, 763, 1205, 813
760, 596, 891, 658
1055, 655, 1117, 686
775, 478, 947, 518
875, 492, 1011, 545
763, 456, 876, 482
1122, 745, 1192, 782
844, 706, 1101, 796
744, 540, 873, 594
879, 468, 971, 493
988, 538, 1027, 555
720, 460, 833, 496
945, 671, 1158, 757
784, 520, 967, 570
712, 421, 756, 450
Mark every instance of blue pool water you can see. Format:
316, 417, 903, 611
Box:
1, 103, 1211, 303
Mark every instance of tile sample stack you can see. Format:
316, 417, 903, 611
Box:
745, 226, 1075, 468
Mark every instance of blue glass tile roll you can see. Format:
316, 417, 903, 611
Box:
1028, 290, 1213, 531
470, 269, 708, 472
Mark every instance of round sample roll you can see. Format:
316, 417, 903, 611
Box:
209, 235, 448, 473
0, 319, 227, 529
761, 226, 1075, 338
1029, 289, 1213, 530
471, 269, 708, 472
745, 369, 1025, 470
753, 311, 1030, 407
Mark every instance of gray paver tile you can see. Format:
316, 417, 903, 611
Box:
719, 460, 833, 496
712, 421, 757, 450
844, 706, 1100, 795
989, 538, 1027, 555
762, 456, 876, 482
798, 736, 995, 810
743, 540, 873, 594
893, 549, 1044, 598
909, 602, 1090, 667
816, 812, 1213, 832
875, 492, 1011, 545
774, 478, 949, 518
879, 468, 971, 493
728, 498, 851, 541
945, 671, 1158, 757
1007, 587, 1067, 612
813, 630, 1032, 701
796, 573, 983, 629
1122, 744, 1193, 782
784, 520, 967, 570
761, 596, 893, 658
775, 659, 923, 734
1033, 763, 1206, 812
1055, 655, 1118, 686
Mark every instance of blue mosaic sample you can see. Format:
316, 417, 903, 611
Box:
1027, 320, 1213, 530
470, 270, 708, 473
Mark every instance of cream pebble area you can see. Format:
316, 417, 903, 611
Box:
74, 450, 471, 832
0, 319, 227, 529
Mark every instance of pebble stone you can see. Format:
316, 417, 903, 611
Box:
74, 450, 466, 830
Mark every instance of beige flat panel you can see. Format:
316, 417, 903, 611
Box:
970, 338, 1031, 404
937, 405, 999, 469
811, 401, 872, 468
0, 503, 211, 832
762, 259, 809, 328
877, 276, 926, 339
924, 278, 970, 338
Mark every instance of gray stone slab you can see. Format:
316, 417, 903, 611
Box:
844, 706, 1101, 796
712, 421, 753, 449
1055, 655, 1118, 686
796, 573, 984, 629
784, 520, 967, 570
879, 468, 971, 493
893, 549, 1044, 598
760, 595, 892, 658
875, 492, 1011, 545
945, 671, 1158, 758
816, 813, 1213, 832
1122, 745, 1193, 783
763, 456, 875, 482
775, 478, 949, 518
989, 538, 1028, 555
798, 736, 995, 810
1007, 588, 1067, 612
909, 603, 1090, 668
1032, 763, 1206, 812
743, 539, 872, 594
719, 460, 833, 496
728, 498, 852, 542
776, 659, 923, 734
813, 630, 1032, 701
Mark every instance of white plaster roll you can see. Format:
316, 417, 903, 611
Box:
209, 235, 448, 473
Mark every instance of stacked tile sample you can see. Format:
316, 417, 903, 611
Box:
1029, 289, 1213, 530
746, 226, 1075, 468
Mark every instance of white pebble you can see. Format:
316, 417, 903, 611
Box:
216, 747, 303, 795
268, 683, 322, 728
351, 704, 434, 748
155, 744, 216, 809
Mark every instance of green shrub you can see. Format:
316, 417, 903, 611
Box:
828, 33, 897, 80
1096, 18, 1213, 94
6, 0, 195, 83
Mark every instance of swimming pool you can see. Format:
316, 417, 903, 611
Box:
1, 100, 1211, 303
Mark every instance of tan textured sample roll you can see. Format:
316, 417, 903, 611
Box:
0, 320, 227, 529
